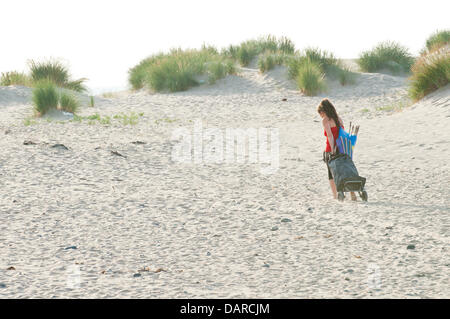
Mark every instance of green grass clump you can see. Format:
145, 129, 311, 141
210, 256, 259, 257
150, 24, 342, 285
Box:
32, 81, 59, 116
128, 54, 164, 90
1, 71, 31, 86
223, 35, 296, 67
409, 46, 450, 101
296, 60, 326, 96
59, 92, 80, 114
207, 59, 235, 84
129, 48, 235, 92
257, 52, 289, 72
303, 47, 338, 73
29, 59, 87, 92
424, 30, 450, 53
287, 48, 339, 78
357, 41, 414, 74
285, 48, 354, 93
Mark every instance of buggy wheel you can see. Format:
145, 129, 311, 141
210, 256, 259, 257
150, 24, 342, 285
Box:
337, 192, 345, 202
360, 191, 368, 202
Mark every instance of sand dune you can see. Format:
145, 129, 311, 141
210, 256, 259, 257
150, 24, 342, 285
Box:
0, 64, 448, 298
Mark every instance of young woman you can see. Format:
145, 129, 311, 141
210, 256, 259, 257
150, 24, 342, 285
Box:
317, 98, 356, 201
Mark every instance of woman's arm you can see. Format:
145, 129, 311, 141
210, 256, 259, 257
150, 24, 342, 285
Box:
323, 118, 335, 153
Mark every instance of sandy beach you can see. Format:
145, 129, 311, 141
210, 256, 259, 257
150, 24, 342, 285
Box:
0, 63, 449, 298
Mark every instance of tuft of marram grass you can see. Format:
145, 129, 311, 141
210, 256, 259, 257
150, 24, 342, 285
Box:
303, 47, 338, 73
258, 52, 289, 73
296, 60, 326, 96
424, 30, 450, 53
357, 41, 415, 74
29, 59, 87, 92
129, 48, 235, 92
0, 71, 31, 86
409, 46, 450, 101
223, 35, 296, 67
59, 92, 80, 114
32, 81, 59, 116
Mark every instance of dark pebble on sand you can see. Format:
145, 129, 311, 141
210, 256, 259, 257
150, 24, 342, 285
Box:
51, 144, 69, 150
263, 264, 270, 268
0, 283, 6, 288
133, 273, 142, 278
307, 207, 313, 212
206, 252, 211, 256
271, 226, 279, 231
64, 246, 77, 250
407, 245, 415, 250
6, 266, 15, 270
281, 218, 292, 223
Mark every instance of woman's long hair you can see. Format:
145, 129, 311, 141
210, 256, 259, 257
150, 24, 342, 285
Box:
317, 98, 341, 128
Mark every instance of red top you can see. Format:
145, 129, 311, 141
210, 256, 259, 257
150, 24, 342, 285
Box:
324, 126, 341, 152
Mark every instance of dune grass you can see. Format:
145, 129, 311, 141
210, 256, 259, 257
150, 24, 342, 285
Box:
409, 46, 450, 101
424, 30, 450, 53
32, 81, 59, 116
59, 92, 80, 114
357, 41, 414, 74
287, 48, 339, 77
257, 52, 289, 72
0, 71, 31, 86
223, 35, 295, 67
129, 48, 235, 92
29, 59, 87, 92
296, 60, 326, 96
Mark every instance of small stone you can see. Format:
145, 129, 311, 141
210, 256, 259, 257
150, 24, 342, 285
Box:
64, 246, 77, 250
0, 283, 6, 288
111, 150, 127, 158
133, 273, 141, 278
7, 266, 16, 270
345, 277, 350, 281
23, 140, 37, 145
281, 218, 292, 223
407, 244, 416, 250
271, 226, 279, 231
51, 144, 69, 150
206, 252, 211, 256
131, 141, 146, 145
263, 264, 270, 268
282, 98, 287, 101
307, 207, 313, 212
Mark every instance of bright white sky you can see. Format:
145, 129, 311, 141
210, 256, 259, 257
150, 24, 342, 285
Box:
0, 0, 448, 93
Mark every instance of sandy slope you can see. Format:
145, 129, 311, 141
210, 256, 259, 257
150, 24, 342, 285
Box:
0, 65, 449, 298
